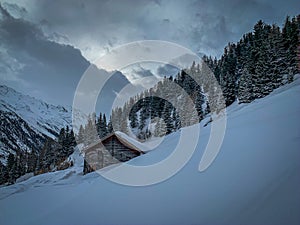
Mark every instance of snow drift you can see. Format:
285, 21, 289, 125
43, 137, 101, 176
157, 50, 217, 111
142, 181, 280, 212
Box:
0, 76, 299, 225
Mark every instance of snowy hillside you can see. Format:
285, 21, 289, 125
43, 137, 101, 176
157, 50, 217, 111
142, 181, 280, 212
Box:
0, 85, 73, 138
0, 110, 46, 164
0, 85, 87, 164
0, 76, 299, 225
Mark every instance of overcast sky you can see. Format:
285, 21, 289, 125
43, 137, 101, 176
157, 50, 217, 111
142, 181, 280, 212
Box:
0, 0, 299, 106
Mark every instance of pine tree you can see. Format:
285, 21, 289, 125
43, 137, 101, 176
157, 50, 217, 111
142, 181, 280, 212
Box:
0, 162, 8, 185
60, 126, 69, 157
138, 110, 146, 131
129, 110, 138, 129
172, 108, 181, 131
84, 115, 99, 145
162, 103, 173, 135
27, 151, 37, 173
7, 153, 15, 171
6, 153, 16, 184
58, 127, 66, 146
269, 24, 286, 88
283, 16, 299, 76
77, 125, 85, 144
107, 116, 113, 134
252, 20, 268, 99
218, 44, 237, 106
112, 107, 122, 132
204, 101, 210, 116
102, 113, 108, 137
238, 67, 253, 103
67, 129, 76, 155
96, 113, 103, 137
195, 92, 203, 121
154, 118, 166, 137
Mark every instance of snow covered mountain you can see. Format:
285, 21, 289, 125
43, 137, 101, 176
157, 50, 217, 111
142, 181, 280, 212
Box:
0, 68, 131, 165
0, 76, 299, 225
0, 110, 46, 164
96, 70, 132, 116
0, 85, 83, 164
0, 85, 73, 138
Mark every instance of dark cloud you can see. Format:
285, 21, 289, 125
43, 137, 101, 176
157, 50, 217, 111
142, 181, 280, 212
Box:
5, 0, 297, 60
133, 67, 155, 78
0, 4, 89, 106
157, 64, 180, 77
1, 2, 27, 18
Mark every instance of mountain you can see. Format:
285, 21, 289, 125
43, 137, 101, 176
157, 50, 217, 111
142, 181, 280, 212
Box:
0, 85, 75, 165
0, 85, 73, 138
0, 75, 299, 225
0, 110, 46, 164
96, 70, 132, 116
0, 68, 132, 165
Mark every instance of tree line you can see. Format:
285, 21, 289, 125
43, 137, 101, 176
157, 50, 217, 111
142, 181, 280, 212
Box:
0, 126, 76, 185
76, 112, 113, 146
35, 15, 300, 147
204, 16, 299, 105
106, 15, 300, 139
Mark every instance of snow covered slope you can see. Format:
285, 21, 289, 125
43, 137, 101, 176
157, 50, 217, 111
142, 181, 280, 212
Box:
0, 85, 73, 138
0, 85, 87, 164
0, 76, 299, 225
0, 110, 46, 164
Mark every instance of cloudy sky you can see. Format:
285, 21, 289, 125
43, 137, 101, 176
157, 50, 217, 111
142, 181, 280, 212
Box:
0, 0, 299, 106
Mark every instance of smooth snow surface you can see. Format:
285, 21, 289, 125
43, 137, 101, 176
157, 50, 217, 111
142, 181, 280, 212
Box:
0, 77, 299, 225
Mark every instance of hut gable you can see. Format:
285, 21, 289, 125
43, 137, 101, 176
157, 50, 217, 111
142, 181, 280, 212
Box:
83, 132, 144, 174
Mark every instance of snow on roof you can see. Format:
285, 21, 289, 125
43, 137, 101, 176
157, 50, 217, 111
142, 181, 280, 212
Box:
115, 131, 165, 153
84, 131, 156, 153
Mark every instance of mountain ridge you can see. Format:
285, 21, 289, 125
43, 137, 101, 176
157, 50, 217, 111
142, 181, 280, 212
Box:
0, 84, 77, 166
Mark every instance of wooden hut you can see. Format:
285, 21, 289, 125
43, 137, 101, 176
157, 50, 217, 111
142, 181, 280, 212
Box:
83, 132, 144, 174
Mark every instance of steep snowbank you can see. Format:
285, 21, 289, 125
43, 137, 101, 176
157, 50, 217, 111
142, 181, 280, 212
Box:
0, 76, 299, 225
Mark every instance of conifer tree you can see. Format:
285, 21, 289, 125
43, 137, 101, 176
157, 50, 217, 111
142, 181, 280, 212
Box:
0, 162, 8, 185
77, 125, 85, 144
107, 116, 113, 134
238, 67, 253, 103
162, 103, 173, 135
6, 153, 16, 184
172, 108, 181, 131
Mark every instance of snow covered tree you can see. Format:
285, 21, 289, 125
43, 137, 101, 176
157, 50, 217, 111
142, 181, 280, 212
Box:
172, 108, 181, 131
238, 68, 253, 103
282, 16, 299, 76
107, 116, 113, 134
102, 15, 299, 140
162, 103, 173, 135
96, 113, 108, 138
154, 118, 166, 137
268, 24, 286, 88
129, 110, 138, 129
84, 115, 99, 145
77, 125, 85, 144
219, 44, 237, 106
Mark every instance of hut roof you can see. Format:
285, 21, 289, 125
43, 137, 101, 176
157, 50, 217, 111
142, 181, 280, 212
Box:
84, 131, 145, 154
